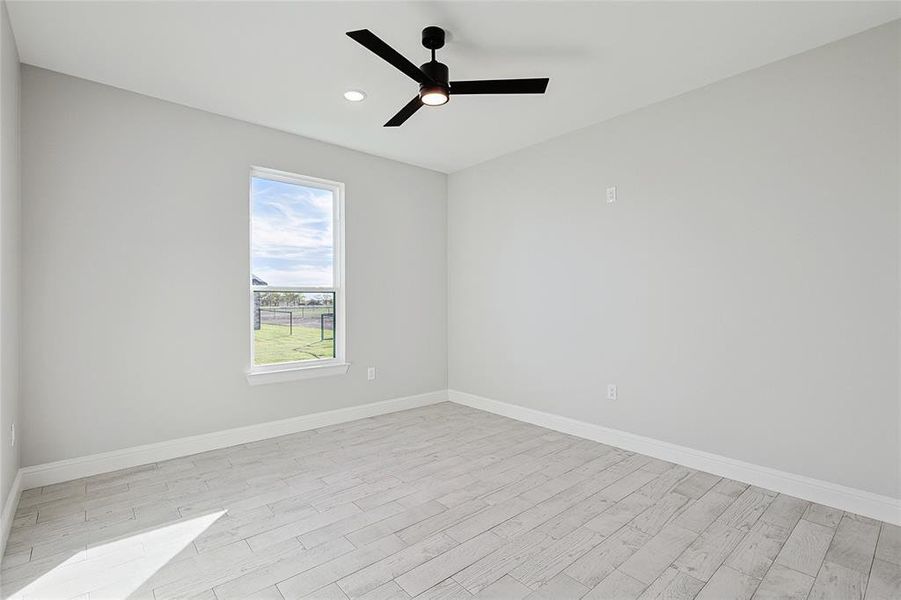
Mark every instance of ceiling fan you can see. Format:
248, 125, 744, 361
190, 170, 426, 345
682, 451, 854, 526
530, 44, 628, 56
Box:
346, 26, 550, 127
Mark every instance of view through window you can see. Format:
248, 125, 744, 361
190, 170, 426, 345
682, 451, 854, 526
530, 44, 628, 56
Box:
250, 168, 342, 368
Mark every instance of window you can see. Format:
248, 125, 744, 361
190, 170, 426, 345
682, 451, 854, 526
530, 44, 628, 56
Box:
248, 167, 346, 383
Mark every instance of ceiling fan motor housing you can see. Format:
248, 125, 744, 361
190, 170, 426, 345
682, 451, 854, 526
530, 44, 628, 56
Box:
419, 60, 449, 104
420, 61, 449, 86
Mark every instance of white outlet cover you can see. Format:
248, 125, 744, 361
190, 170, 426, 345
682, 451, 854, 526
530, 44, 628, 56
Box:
606, 186, 616, 203
607, 384, 617, 400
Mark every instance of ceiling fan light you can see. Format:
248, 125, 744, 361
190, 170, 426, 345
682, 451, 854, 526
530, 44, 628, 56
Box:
420, 87, 448, 106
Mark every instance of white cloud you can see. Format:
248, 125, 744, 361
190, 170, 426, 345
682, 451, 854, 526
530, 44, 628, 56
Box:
252, 178, 334, 287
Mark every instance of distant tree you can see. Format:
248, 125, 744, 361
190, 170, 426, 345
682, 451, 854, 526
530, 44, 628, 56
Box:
285, 292, 302, 306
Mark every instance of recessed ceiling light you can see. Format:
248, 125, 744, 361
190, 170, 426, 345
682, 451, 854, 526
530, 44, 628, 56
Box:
344, 90, 367, 102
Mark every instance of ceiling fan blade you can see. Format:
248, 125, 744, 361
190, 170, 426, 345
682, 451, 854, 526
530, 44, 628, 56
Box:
347, 29, 433, 85
384, 96, 423, 127
450, 78, 549, 95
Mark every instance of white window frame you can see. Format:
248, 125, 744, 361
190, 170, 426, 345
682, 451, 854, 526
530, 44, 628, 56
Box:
246, 166, 348, 385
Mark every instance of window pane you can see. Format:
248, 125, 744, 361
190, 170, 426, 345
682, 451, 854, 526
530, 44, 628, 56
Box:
251, 176, 334, 288
253, 291, 335, 365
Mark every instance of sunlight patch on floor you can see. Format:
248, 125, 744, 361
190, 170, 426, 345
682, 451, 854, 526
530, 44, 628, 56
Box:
6, 510, 226, 600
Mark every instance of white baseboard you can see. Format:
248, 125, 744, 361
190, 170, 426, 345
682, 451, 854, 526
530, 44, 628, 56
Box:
18, 390, 447, 491
10, 387, 899, 535
449, 389, 901, 526
1, 469, 23, 559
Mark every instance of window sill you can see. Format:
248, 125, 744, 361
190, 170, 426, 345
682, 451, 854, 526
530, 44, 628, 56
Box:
246, 362, 350, 386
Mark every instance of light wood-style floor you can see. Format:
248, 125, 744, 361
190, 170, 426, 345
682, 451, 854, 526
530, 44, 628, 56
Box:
1, 402, 898, 600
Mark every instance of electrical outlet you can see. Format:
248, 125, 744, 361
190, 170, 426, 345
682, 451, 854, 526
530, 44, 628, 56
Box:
367, 367, 376, 381
10, 422, 15, 447
606, 186, 616, 203
607, 384, 617, 401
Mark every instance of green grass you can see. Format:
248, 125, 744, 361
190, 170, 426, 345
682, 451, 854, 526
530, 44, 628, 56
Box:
254, 323, 334, 365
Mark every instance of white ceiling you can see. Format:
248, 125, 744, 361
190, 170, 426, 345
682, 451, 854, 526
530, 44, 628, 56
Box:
7, 1, 900, 173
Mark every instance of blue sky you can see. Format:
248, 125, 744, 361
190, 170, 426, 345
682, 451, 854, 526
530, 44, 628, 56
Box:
251, 176, 334, 287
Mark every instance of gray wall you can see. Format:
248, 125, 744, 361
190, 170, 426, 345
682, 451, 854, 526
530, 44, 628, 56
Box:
0, 0, 20, 514
20, 67, 447, 466
448, 22, 900, 499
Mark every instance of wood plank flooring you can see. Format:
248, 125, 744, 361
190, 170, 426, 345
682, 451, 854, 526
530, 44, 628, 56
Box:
1, 402, 898, 600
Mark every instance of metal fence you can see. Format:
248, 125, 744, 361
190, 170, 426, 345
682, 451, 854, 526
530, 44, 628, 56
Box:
258, 306, 334, 339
